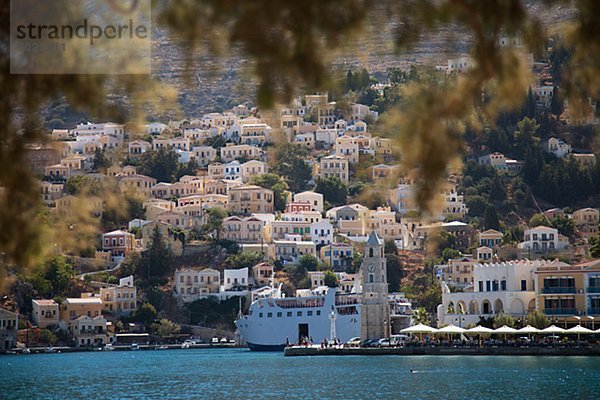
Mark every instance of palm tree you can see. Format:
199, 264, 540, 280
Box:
412, 307, 431, 325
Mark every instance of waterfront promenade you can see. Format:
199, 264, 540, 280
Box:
284, 345, 600, 357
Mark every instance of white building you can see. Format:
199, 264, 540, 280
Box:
543, 137, 571, 158
519, 226, 568, 254
310, 220, 334, 246
174, 268, 221, 303
223, 268, 249, 291
437, 260, 560, 327
224, 160, 242, 181
293, 191, 324, 213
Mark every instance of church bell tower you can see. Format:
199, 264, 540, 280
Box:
360, 231, 389, 341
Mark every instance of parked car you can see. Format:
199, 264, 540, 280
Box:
377, 338, 391, 347
390, 334, 410, 347
211, 337, 219, 344
220, 337, 228, 343
345, 337, 361, 347
361, 339, 379, 347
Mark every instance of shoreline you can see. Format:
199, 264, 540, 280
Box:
284, 346, 600, 357
1, 343, 239, 355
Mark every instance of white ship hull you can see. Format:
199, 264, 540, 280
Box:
235, 288, 360, 351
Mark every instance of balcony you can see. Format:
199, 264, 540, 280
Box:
587, 286, 600, 294
541, 287, 576, 294
543, 308, 577, 316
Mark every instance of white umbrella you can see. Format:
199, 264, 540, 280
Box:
518, 325, 540, 334
493, 325, 518, 334
437, 324, 466, 334
541, 325, 566, 334
566, 325, 594, 334
466, 326, 494, 335
401, 323, 438, 334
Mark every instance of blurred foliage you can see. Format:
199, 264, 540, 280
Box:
3, 0, 600, 291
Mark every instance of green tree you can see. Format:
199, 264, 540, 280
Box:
64, 175, 100, 196
176, 158, 199, 180
44, 256, 73, 297
298, 254, 319, 272
489, 176, 506, 203
133, 303, 158, 327
39, 329, 58, 346
513, 117, 541, 158
315, 176, 348, 206
384, 239, 398, 255
225, 252, 264, 269
139, 227, 174, 279
93, 148, 111, 172
590, 236, 600, 258
483, 206, 500, 231
526, 310, 550, 329
529, 213, 551, 228
249, 173, 289, 212
323, 270, 338, 288
203, 207, 228, 241
386, 253, 404, 292
551, 215, 575, 238
550, 86, 564, 116
271, 143, 312, 193
412, 307, 431, 325
466, 195, 489, 218
493, 313, 516, 328
155, 318, 181, 338
523, 87, 536, 118
139, 148, 180, 182
441, 248, 461, 261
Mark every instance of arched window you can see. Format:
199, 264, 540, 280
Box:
369, 274, 374, 283
369, 247, 374, 257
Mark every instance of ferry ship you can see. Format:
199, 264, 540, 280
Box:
235, 285, 361, 351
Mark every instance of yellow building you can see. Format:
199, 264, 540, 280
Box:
99, 276, 137, 316
227, 185, 274, 215
32, 299, 59, 328
535, 259, 600, 321
59, 298, 103, 330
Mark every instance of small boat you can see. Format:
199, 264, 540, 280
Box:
22, 348, 31, 354
45, 347, 56, 353
103, 344, 115, 351
130, 343, 139, 351
156, 345, 169, 350
181, 342, 190, 349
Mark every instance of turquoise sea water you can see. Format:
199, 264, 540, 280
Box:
1, 349, 600, 399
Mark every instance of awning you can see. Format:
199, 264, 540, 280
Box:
465, 326, 494, 335
437, 324, 466, 334
400, 323, 438, 334
493, 325, 518, 334
517, 325, 540, 334
540, 325, 566, 334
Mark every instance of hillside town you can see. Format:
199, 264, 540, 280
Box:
3, 34, 600, 353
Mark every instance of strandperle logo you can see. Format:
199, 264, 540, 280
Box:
10, 0, 151, 74
15, 18, 149, 46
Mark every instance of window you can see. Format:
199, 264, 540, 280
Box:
297, 311, 302, 317
500, 280, 507, 291
316, 310, 321, 316
521, 280, 527, 291
307, 311, 313, 316
287, 312, 292, 317
478, 281, 483, 292
277, 312, 282, 318
259, 313, 263, 318
267, 312, 272, 318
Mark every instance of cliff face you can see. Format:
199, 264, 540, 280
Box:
151, 1, 575, 115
